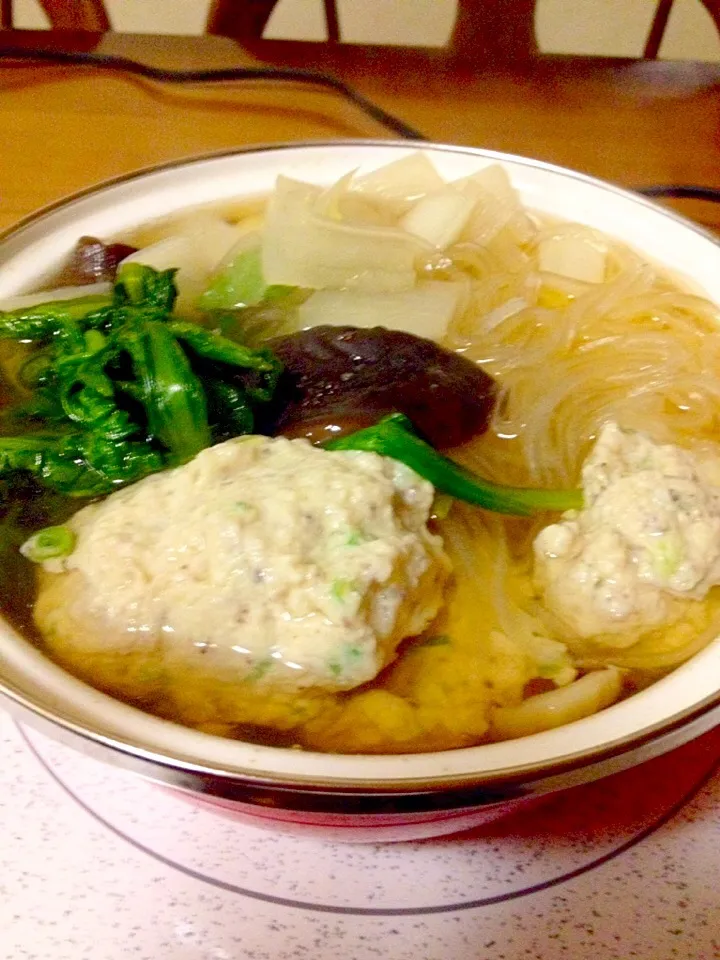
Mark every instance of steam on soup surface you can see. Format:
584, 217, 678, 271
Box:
2, 153, 720, 754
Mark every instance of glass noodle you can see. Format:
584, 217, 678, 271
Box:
6, 154, 720, 754
125, 170, 720, 745
430, 215, 720, 683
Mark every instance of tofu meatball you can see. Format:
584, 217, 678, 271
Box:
534, 422, 720, 639
33, 436, 450, 730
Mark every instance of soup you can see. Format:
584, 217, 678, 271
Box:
2, 153, 720, 754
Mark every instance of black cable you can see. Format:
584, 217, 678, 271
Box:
3, 45, 720, 210
0, 44, 430, 142
637, 185, 720, 204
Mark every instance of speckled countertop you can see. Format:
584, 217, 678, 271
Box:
2, 710, 719, 960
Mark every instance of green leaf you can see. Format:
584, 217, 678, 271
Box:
0, 435, 51, 478
168, 321, 282, 404
0, 264, 285, 499
120, 319, 210, 464
205, 378, 255, 443
55, 330, 136, 440
68, 432, 166, 494
326, 413, 582, 517
198, 246, 293, 312
168, 321, 280, 371
114, 263, 177, 313
0, 295, 113, 343
0, 432, 166, 497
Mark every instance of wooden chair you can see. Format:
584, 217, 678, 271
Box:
207, 0, 538, 58
207, 0, 720, 59
644, 0, 720, 57
0, 0, 110, 30
1, 0, 718, 60
209, 0, 341, 43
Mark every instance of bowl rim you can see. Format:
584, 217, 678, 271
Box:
1, 138, 720, 797
3, 653, 720, 803
3, 137, 720, 253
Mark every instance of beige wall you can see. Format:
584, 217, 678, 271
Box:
11, 0, 720, 61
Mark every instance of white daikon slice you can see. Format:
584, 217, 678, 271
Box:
538, 232, 607, 284
350, 153, 445, 216
297, 281, 464, 340
400, 187, 472, 249
262, 176, 429, 294
453, 164, 534, 247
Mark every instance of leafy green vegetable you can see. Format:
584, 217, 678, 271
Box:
20, 524, 76, 562
0, 294, 113, 342
325, 413, 582, 516
0, 263, 281, 498
198, 246, 293, 312
120, 319, 210, 464
0, 435, 54, 478
0, 432, 165, 497
55, 330, 136, 440
167, 321, 282, 403
69, 432, 166, 494
204, 378, 254, 443
114, 262, 177, 314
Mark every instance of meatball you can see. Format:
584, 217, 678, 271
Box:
34, 436, 450, 731
534, 422, 720, 639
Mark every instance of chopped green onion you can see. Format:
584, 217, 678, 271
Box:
414, 634, 452, 648
21, 525, 76, 563
330, 577, 356, 604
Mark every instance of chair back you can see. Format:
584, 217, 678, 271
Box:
207, 0, 537, 57
1, 0, 110, 30
208, 1, 338, 44
645, 0, 720, 57
2, 0, 717, 61
207, 0, 720, 61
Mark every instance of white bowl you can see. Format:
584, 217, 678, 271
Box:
1, 141, 719, 842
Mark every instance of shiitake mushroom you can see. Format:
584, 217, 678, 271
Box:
53, 236, 138, 286
261, 325, 498, 448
